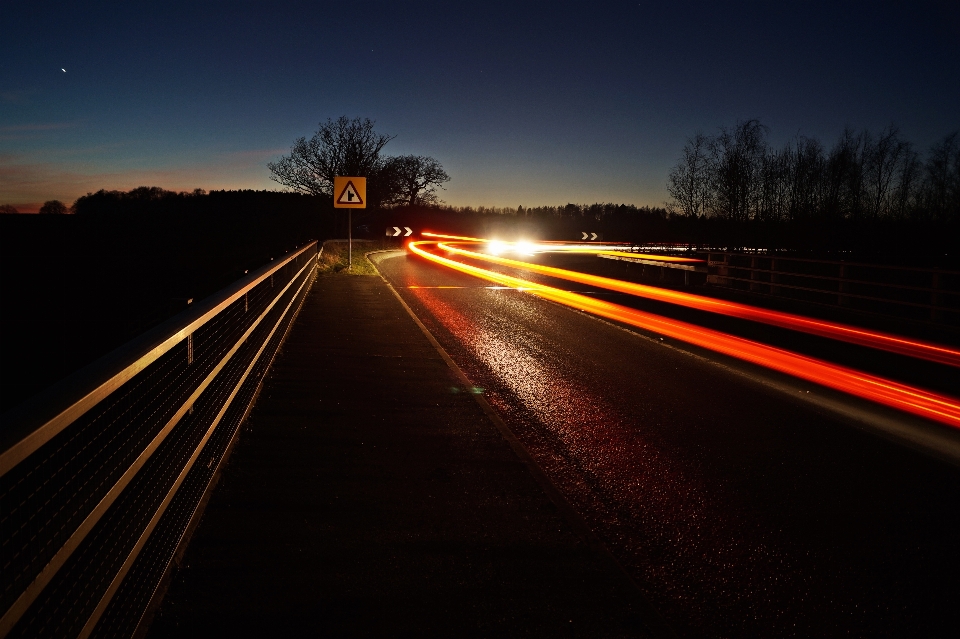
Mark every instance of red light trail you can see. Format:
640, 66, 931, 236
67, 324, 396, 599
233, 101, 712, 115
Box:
408, 240, 960, 429
434, 241, 960, 368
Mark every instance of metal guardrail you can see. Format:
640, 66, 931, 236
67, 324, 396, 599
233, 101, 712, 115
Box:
0, 241, 319, 638
597, 253, 708, 286
706, 252, 960, 325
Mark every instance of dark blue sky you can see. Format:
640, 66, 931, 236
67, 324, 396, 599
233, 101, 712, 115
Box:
3, 0, 958, 210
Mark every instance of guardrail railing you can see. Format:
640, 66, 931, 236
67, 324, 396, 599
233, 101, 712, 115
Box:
706, 252, 960, 325
598, 252, 708, 286
0, 241, 319, 639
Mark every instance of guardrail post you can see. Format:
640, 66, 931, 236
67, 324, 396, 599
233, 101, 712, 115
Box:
770, 258, 779, 296
705, 253, 725, 287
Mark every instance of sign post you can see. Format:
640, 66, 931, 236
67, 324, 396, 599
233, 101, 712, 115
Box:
333, 176, 367, 270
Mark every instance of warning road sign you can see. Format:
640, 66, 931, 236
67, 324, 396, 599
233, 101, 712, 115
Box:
334, 176, 366, 208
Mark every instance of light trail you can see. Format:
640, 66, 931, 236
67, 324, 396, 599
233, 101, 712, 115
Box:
535, 246, 704, 263
536, 245, 704, 263
408, 241, 960, 429
435, 242, 960, 368
421, 232, 488, 242
595, 251, 704, 263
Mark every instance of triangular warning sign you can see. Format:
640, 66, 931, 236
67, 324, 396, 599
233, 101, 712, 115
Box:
336, 180, 363, 205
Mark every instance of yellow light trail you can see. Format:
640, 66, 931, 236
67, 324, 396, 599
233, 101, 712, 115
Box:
408, 240, 960, 429
595, 251, 704, 263
435, 242, 960, 368
537, 246, 704, 263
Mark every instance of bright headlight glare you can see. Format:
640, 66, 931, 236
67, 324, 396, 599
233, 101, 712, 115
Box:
515, 240, 537, 255
487, 240, 506, 255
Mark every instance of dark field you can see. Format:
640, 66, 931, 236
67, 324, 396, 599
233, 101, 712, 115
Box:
0, 198, 322, 413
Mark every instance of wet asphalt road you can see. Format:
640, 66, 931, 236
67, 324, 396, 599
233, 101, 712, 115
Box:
374, 250, 960, 639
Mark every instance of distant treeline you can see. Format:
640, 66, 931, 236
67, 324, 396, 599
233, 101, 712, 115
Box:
70, 186, 335, 260
667, 121, 959, 224
73, 185, 329, 223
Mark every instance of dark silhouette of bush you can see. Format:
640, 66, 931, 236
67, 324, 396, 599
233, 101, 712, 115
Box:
38, 199, 69, 214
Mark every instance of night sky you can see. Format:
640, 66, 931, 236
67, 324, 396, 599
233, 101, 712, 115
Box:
3, 0, 958, 211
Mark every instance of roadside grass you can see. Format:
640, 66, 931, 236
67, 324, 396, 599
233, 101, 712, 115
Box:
318, 239, 402, 275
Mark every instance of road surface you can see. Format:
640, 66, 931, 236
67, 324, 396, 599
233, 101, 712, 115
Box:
373, 248, 960, 639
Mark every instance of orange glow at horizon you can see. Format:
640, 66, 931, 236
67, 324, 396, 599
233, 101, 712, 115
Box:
408, 240, 960, 429
435, 242, 960, 368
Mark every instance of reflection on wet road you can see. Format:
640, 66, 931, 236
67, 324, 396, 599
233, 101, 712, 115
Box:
374, 250, 960, 639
